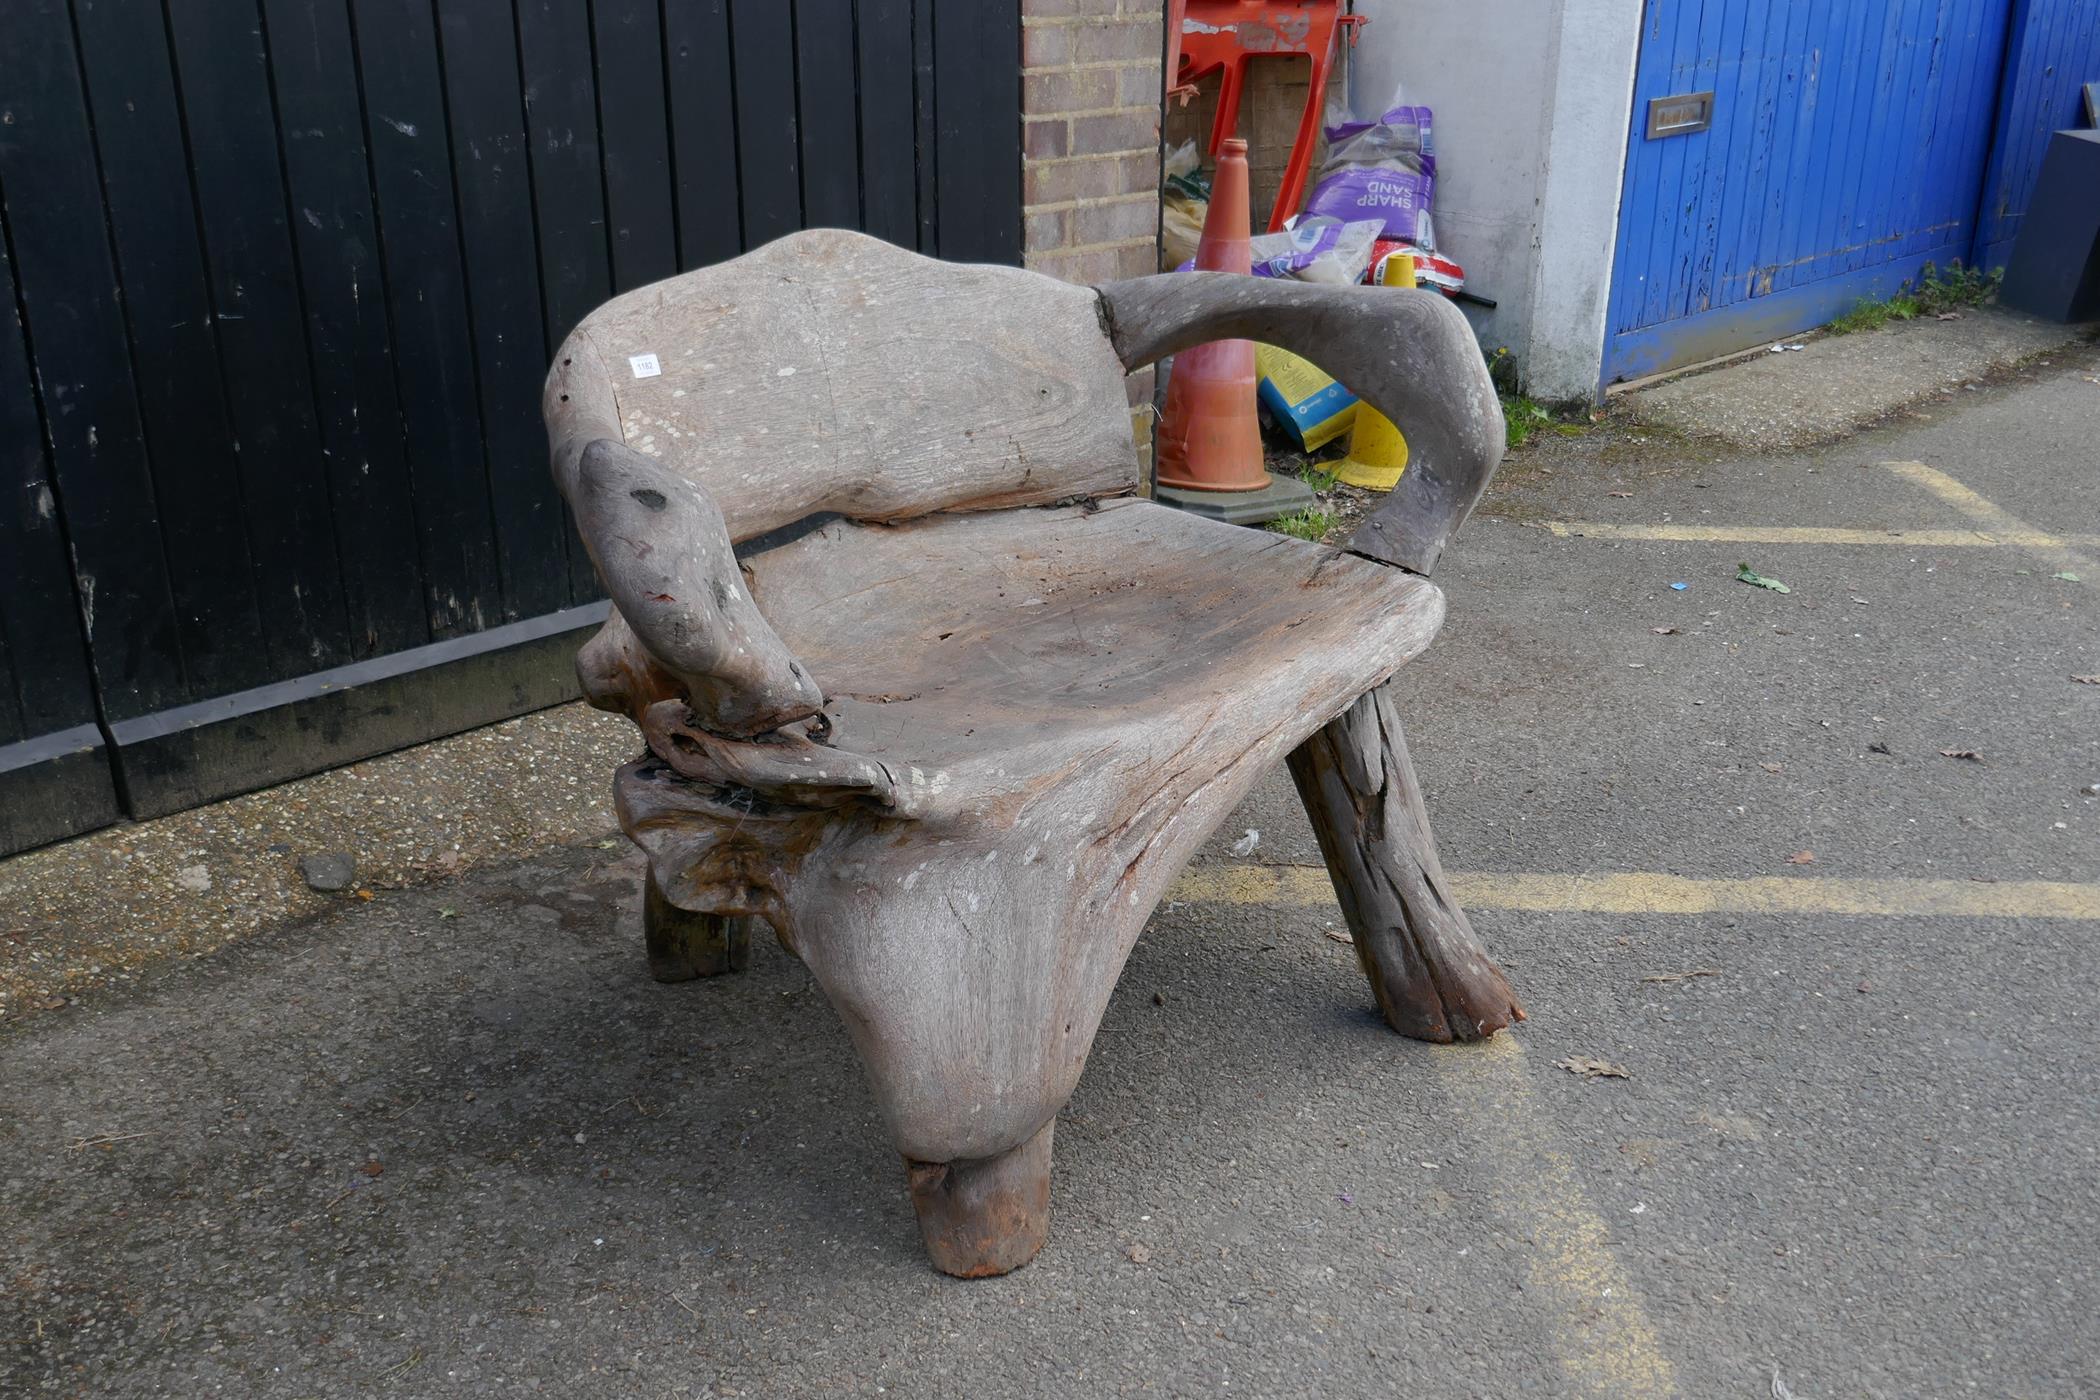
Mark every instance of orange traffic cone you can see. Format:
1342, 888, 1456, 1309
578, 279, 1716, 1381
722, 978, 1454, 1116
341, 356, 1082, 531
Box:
1155, 138, 1268, 492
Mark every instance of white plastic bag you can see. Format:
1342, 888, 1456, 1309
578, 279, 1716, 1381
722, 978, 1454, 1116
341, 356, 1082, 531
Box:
1246, 217, 1383, 284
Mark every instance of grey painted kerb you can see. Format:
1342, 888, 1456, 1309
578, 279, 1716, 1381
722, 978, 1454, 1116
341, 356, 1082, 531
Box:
0, 723, 121, 856
0, 603, 614, 855
106, 601, 611, 822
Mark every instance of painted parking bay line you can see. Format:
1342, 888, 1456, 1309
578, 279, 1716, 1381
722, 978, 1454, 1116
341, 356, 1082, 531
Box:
1538, 521, 2100, 550
1172, 866, 1686, 1393
1163, 861, 2100, 1394
1527, 461, 2100, 562
1169, 865, 2100, 920
1881, 459, 2098, 577
1180, 863, 1688, 1393
1430, 1035, 1681, 1399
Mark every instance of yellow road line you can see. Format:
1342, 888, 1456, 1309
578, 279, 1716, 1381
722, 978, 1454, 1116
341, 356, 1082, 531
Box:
1537, 520, 2100, 549
1169, 865, 2100, 920
1880, 460, 2098, 576
1175, 859, 2100, 1393
1431, 1035, 1681, 1399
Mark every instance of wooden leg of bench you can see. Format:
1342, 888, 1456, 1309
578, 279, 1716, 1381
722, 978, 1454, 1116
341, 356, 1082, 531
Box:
643, 871, 752, 981
1286, 681, 1525, 1043
903, 1119, 1054, 1278
789, 872, 1083, 1277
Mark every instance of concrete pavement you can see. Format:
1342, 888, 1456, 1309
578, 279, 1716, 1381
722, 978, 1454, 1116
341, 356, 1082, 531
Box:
1615, 304, 2086, 450
4, 348, 2098, 1398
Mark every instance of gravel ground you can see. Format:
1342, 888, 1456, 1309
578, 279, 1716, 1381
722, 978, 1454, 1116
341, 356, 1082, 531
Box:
0, 706, 636, 1024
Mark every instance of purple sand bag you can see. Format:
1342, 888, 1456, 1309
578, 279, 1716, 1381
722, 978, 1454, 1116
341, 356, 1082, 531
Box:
1300, 103, 1435, 246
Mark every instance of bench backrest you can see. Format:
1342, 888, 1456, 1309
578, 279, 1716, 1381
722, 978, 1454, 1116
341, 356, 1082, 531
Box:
544, 229, 1137, 545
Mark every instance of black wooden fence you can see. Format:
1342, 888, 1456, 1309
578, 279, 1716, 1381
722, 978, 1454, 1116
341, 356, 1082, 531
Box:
0, 0, 1021, 854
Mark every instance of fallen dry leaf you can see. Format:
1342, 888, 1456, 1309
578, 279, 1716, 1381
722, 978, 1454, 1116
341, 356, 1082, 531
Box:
1555, 1056, 1630, 1080
1126, 1244, 1151, 1264
360, 1159, 385, 1178
1759, 762, 1784, 774
1641, 969, 1722, 984
1609, 491, 1634, 498
67, 1131, 152, 1152
1938, 749, 1982, 761
2073, 675, 2100, 685
1651, 626, 1679, 635
1788, 850, 1816, 865
355, 889, 376, 901
1324, 930, 1354, 945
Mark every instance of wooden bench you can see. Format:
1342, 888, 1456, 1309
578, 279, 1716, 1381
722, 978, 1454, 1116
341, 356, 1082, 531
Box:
544, 229, 1521, 1277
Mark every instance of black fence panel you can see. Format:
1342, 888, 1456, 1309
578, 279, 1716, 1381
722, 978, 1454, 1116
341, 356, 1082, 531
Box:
0, 0, 1022, 853
1, 238, 120, 852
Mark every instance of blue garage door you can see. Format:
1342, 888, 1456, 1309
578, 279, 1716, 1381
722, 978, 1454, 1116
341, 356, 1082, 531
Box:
1974, 0, 2100, 271
1605, 0, 2015, 383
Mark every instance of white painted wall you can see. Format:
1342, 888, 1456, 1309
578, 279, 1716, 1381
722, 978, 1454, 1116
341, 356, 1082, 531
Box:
1346, 0, 1640, 400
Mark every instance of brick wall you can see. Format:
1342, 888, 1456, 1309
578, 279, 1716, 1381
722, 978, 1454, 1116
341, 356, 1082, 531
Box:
1020, 0, 1166, 470
1020, 1, 1165, 283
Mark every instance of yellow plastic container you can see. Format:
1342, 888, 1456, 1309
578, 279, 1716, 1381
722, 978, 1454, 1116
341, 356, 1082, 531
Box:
1334, 254, 1416, 493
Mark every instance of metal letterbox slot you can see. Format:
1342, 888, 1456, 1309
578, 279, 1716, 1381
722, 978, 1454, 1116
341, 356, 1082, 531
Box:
1646, 91, 1714, 139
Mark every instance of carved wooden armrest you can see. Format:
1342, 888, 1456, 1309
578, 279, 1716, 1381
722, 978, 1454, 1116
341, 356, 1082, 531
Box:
1095, 274, 1506, 575
565, 436, 824, 739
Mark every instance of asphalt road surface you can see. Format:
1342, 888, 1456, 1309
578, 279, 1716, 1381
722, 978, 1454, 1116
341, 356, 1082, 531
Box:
5, 360, 2098, 1397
